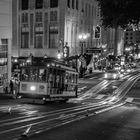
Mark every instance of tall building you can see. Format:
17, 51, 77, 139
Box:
0, 0, 12, 93
12, 0, 101, 59
102, 27, 124, 56
124, 29, 140, 59
124, 29, 140, 45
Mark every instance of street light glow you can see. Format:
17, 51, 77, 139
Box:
125, 48, 131, 51
78, 34, 88, 40
14, 58, 18, 63
83, 34, 87, 39
78, 35, 82, 39
57, 53, 61, 59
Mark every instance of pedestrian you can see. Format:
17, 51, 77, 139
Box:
14, 79, 20, 99
9, 80, 14, 94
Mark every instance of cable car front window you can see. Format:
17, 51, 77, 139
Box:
39, 69, 46, 82
30, 68, 38, 81
21, 68, 29, 81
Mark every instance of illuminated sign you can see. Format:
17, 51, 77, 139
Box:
86, 48, 101, 54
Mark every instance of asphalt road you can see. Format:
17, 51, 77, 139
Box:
19, 103, 140, 140
0, 70, 140, 140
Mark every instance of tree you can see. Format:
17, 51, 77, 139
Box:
97, 0, 140, 29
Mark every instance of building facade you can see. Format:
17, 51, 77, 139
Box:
0, 0, 12, 93
124, 29, 140, 59
124, 29, 140, 45
12, 0, 102, 59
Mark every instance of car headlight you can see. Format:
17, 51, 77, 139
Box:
105, 73, 107, 78
113, 74, 117, 79
127, 69, 131, 72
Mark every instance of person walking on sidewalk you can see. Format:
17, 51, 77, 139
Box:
9, 80, 14, 94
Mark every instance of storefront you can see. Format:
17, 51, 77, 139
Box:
0, 39, 8, 93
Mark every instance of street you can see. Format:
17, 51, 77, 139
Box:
0, 70, 139, 139
0, 0, 140, 140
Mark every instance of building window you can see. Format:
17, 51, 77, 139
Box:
49, 26, 58, 48
126, 33, 128, 36
0, 39, 8, 66
22, 13, 28, 23
81, 1, 84, 12
85, 3, 88, 16
1, 39, 8, 51
72, 0, 74, 9
35, 12, 42, 22
35, 32, 43, 48
92, 5, 94, 16
21, 0, 28, 10
89, 4, 90, 16
76, 0, 78, 10
50, 11, 58, 21
21, 32, 29, 48
49, 32, 58, 48
50, 0, 58, 8
67, 0, 70, 8
36, 0, 43, 9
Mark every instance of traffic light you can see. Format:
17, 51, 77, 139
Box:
63, 45, 69, 58
95, 26, 101, 39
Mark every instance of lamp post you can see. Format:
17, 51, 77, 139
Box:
44, 54, 48, 59
78, 33, 88, 55
78, 33, 88, 77
57, 50, 62, 59
26, 53, 33, 65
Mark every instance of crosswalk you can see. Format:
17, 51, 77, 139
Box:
125, 97, 134, 103
95, 94, 106, 99
92, 94, 140, 105
125, 97, 140, 105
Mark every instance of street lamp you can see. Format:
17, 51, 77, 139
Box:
57, 50, 61, 59
78, 33, 89, 77
78, 33, 88, 55
26, 53, 33, 65
44, 54, 48, 59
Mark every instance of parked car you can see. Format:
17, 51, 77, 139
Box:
104, 70, 121, 80
125, 67, 132, 73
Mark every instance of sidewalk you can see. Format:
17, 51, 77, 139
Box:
0, 93, 15, 99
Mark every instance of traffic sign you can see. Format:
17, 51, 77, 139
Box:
86, 48, 101, 54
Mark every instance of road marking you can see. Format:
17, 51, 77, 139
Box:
95, 94, 105, 99
125, 97, 134, 103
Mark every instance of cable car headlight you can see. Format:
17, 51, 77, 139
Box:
30, 86, 36, 91
104, 73, 107, 78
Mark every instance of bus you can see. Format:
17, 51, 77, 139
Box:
18, 58, 78, 102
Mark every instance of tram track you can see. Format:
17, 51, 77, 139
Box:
0, 102, 120, 139
1, 73, 140, 139
1, 101, 125, 140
